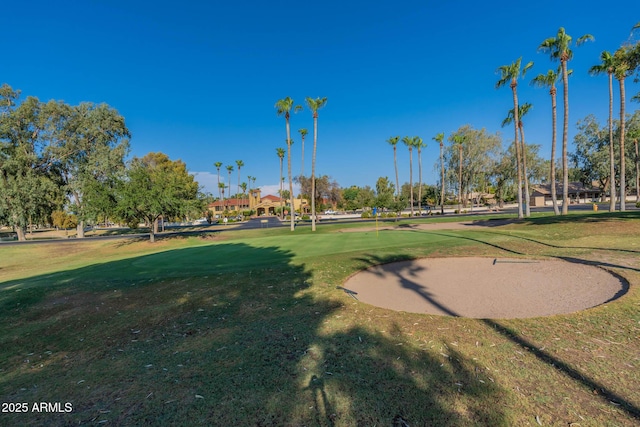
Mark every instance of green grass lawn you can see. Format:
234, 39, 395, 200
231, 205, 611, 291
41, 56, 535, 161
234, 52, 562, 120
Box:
1, 212, 639, 426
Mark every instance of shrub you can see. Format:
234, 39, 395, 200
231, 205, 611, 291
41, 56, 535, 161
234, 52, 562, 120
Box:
302, 215, 310, 220
361, 211, 371, 219
636, 201, 640, 208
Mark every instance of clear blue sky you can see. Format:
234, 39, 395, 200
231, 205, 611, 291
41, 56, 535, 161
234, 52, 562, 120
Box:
2, 1, 639, 197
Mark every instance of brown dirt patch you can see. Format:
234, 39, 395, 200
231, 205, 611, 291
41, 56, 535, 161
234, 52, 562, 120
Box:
342, 257, 626, 319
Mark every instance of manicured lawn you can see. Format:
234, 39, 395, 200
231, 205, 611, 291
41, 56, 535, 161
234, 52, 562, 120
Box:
1, 212, 639, 426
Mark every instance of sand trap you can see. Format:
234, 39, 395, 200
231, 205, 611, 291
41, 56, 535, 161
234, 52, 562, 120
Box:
342, 257, 627, 319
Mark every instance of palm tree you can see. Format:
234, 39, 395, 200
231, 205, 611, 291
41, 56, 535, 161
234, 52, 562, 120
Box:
588, 51, 617, 211
416, 137, 426, 215
502, 102, 533, 217
218, 182, 226, 214
247, 175, 253, 197
276, 147, 285, 219
226, 165, 234, 212
386, 136, 400, 198
239, 182, 247, 216
451, 134, 465, 213
298, 128, 308, 178
613, 47, 632, 211
214, 162, 223, 202
251, 176, 256, 190
402, 136, 415, 216
539, 28, 594, 214
496, 57, 533, 219
531, 69, 563, 214
305, 97, 327, 232
433, 133, 445, 214
235, 160, 244, 212
275, 97, 302, 231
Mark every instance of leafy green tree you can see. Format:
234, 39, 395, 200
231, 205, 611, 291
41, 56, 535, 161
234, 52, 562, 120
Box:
117, 152, 200, 242
51, 210, 78, 230
0, 86, 64, 240
275, 97, 302, 231
433, 132, 445, 214
296, 175, 341, 211
539, 27, 594, 214
386, 136, 400, 198
375, 176, 395, 211
532, 68, 563, 214
305, 97, 327, 231
49, 101, 130, 237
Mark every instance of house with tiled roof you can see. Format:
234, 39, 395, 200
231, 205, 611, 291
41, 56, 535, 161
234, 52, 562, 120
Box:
207, 189, 307, 216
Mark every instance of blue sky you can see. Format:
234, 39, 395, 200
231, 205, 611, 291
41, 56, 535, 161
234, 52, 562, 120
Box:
2, 1, 639, 197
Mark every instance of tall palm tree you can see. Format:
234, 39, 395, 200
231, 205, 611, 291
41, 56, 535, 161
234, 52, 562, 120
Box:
589, 51, 616, 211
235, 160, 244, 212
613, 47, 632, 211
251, 176, 256, 190
226, 165, 234, 212
218, 182, 226, 214
305, 97, 327, 232
275, 97, 302, 231
539, 28, 594, 214
214, 162, 223, 202
298, 128, 308, 178
416, 137, 426, 215
247, 175, 253, 198
239, 182, 247, 216
502, 102, 533, 217
433, 133, 445, 214
386, 136, 400, 198
402, 136, 415, 216
496, 57, 533, 219
532, 69, 563, 215
276, 147, 285, 219
452, 134, 465, 213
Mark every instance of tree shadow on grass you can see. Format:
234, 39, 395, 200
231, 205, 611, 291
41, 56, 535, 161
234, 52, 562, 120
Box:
0, 242, 508, 426
349, 253, 640, 422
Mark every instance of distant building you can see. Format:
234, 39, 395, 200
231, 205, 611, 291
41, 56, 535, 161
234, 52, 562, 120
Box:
530, 182, 603, 207
208, 189, 308, 216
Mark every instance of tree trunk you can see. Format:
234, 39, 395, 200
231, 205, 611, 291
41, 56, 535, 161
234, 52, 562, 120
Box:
418, 149, 422, 215
76, 220, 85, 238
608, 73, 616, 212
287, 116, 294, 231
16, 226, 26, 241
619, 77, 626, 212
550, 87, 560, 215
520, 125, 531, 217
511, 83, 524, 219
301, 134, 305, 179
409, 149, 414, 217
458, 146, 462, 213
440, 143, 445, 214
394, 146, 399, 198
279, 158, 284, 220
311, 113, 318, 232
561, 60, 570, 215
635, 140, 639, 203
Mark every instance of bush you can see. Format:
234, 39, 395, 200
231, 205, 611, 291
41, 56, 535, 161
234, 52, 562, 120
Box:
636, 201, 640, 208
361, 211, 371, 219
302, 215, 310, 220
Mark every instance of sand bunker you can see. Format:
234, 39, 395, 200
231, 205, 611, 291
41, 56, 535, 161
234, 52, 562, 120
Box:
342, 257, 626, 319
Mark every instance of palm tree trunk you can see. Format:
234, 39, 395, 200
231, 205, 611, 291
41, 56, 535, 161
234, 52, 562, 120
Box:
550, 88, 560, 215
608, 73, 616, 212
561, 60, 570, 215
511, 85, 524, 219
409, 149, 414, 217
619, 77, 626, 212
237, 168, 241, 215
635, 139, 639, 203
279, 159, 284, 220
311, 114, 318, 232
301, 136, 305, 179
440, 143, 445, 214
394, 146, 399, 198
286, 117, 294, 230
520, 124, 531, 217
418, 149, 422, 215
458, 146, 462, 213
